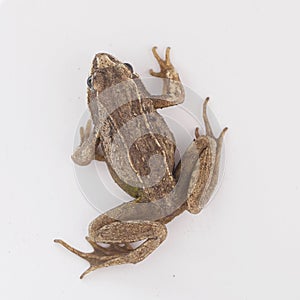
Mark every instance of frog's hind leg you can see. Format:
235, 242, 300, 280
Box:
201, 97, 228, 187
78, 220, 167, 278
173, 98, 227, 183
202, 97, 228, 148
55, 220, 167, 279
171, 98, 228, 215
185, 98, 227, 213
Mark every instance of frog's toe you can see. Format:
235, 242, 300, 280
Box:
151, 46, 171, 67
79, 119, 92, 145
151, 46, 164, 64
79, 254, 122, 279
54, 239, 92, 260
202, 97, 228, 144
149, 69, 163, 78
195, 127, 201, 139
150, 46, 176, 77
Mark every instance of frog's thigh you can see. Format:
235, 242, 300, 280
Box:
91, 220, 167, 263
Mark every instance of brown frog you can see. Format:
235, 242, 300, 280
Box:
54, 47, 227, 278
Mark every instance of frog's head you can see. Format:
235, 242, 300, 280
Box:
87, 53, 137, 93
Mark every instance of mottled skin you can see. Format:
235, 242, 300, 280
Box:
54, 47, 227, 278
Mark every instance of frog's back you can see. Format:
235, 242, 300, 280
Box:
90, 79, 176, 201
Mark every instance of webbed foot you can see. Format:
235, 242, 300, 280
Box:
54, 238, 131, 279
54, 220, 167, 278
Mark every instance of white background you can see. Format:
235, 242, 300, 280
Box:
1, 0, 300, 299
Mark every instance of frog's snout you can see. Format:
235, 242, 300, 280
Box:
95, 54, 116, 69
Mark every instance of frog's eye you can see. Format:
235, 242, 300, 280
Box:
87, 76, 93, 89
124, 63, 134, 73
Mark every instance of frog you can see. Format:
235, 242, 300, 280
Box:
54, 47, 227, 279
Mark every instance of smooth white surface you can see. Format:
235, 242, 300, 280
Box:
1, 0, 300, 299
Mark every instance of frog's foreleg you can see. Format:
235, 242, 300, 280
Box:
71, 120, 105, 165
147, 46, 185, 109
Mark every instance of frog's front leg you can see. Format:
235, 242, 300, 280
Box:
146, 46, 185, 109
55, 212, 167, 278
71, 120, 105, 166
